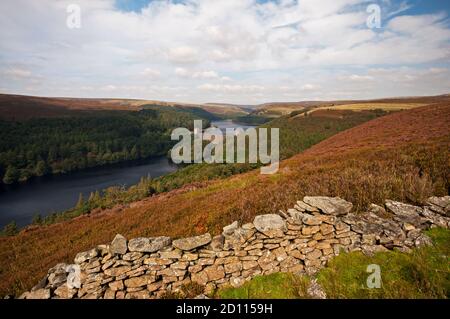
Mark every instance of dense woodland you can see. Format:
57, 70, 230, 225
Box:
0, 108, 209, 184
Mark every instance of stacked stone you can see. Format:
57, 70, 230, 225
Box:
20, 195, 450, 299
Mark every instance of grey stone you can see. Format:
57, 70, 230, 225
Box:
307, 278, 326, 299
110, 234, 128, 255
128, 236, 171, 253
426, 196, 450, 216
253, 214, 287, 237
296, 201, 319, 212
426, 196, 450, 209
74, 248, 99, 264
303, 196, 353, 216
222, 221, 239, 236
385, 200, 422, 217
25, 289, 51, 299
385, 200, 427, 227
31, 276, 47, 292
172, 233, 212, 251
209, 235, 224, 251
368, 203, 386, 215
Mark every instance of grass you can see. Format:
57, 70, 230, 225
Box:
0, 103, 448, 297
317, 228, 450, 299
216, 228, 450, 299
218, 273, 310, 299
313, 103, 426, 112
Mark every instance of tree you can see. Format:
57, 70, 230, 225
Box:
76, 193, 85, 209
3, 166, 19, 184
88, 191, 101, 205
130, 145, 139, 160
32, 214, 43, 225
35, 160, 49, 177
2, 221, 18, 236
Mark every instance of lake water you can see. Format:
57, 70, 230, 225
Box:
0, 120, 255, 229
0, 157, 177, 228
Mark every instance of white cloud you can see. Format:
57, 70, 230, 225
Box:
175, 67, 189, 77
101, 85, 117, 91
168, 46, 199, 64
198, 83, 265, 94
3, 67, 32, 78
346, 75, 375, 81
193, 71, 219, 79
176, 68, 220, 79
301, 84, 320, 91
0, 0, 449, 104
141, 68, 161, 78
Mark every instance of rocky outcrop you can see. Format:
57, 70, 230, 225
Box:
19, 195, 450, 299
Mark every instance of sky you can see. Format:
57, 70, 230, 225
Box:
0, 0, 449, 104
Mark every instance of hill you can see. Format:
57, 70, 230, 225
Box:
0, 100, 448, 297
0, 108, 211, 184
0, 94, 248, 121
250, 94, 450, 118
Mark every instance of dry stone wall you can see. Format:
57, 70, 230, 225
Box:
20, 195, 450, 299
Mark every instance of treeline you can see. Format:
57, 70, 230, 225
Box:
233, 114, 271, 125
0, 109, 208, 184
143, 104, 221, 121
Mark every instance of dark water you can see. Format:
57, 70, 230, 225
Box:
0, 120, 255, 229
0, 157, 177, 228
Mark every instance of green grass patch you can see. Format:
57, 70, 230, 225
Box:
216, 229, 449, 299
217, 273, 310, 299
317, 228, 450, 299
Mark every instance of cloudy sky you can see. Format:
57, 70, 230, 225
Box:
0, 0, 449, 104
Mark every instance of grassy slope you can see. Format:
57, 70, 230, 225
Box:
218, 272, 310, 299
252, 94, 450, 118
0, 103, 449, 296
217, 228, 450, 299
312, 102, 426, 112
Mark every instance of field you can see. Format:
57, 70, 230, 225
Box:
311, 102, 426, 113
0, 101, 448, 297
251, 94, 450, 118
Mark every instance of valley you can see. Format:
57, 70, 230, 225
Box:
0, 94, 448, 298
2, 0, 449, 306
0, 120, 255, 228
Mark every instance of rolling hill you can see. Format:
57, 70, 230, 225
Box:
0, 98, 448, 297
0, 94, 249, 120
250, 94, 450, 117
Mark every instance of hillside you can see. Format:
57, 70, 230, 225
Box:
250, 94, 450, 117
0, 94, 248, 120
0, 101, 448, 297
0, 108, 210, 184
17, 196, 450, 299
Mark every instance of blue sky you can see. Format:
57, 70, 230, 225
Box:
114, 0, 450, 20
0, 0, 449, 104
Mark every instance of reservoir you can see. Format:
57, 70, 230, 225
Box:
0, 120, 255, 228
0, 156, 177, 228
